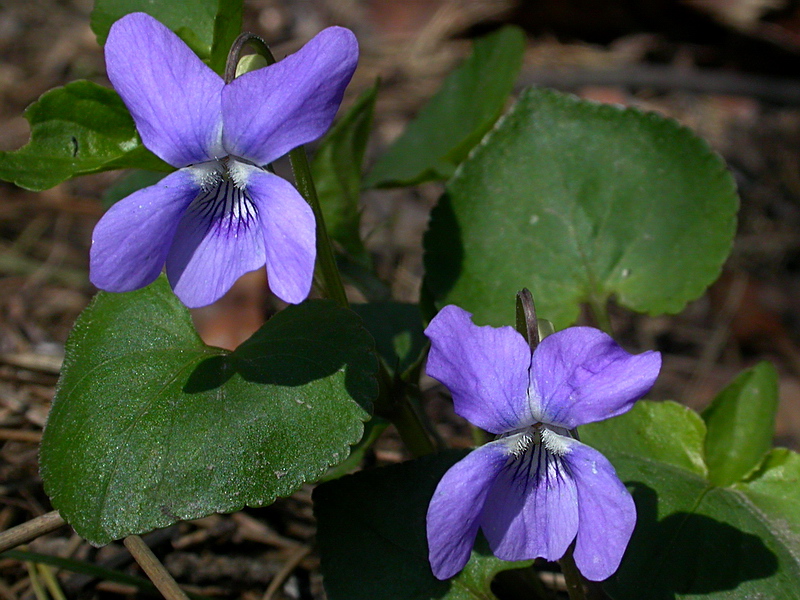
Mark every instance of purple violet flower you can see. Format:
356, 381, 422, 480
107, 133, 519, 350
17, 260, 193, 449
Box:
89, 13, 358, 307
425, 305, 662, 581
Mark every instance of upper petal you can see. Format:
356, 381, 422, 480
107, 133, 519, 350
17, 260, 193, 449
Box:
105, 13, 224, 167
481, 434, 579, 563
563, 440, 636, 581
221, 27, 358, 165
427, 442, 510, 580
243, 168, 316, 304
90, 169, 199, 292
425, 306, 534, 434
165, 177, 266, 308
529, 327, 661, 428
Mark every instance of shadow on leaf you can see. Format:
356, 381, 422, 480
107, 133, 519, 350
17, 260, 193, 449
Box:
182, 300, 376, 410
423, 192, 464, 306
607, 483, 778, 600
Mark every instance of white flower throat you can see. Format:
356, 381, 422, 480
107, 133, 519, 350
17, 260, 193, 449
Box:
187, 157, 259, 230
502, 423, 574, 459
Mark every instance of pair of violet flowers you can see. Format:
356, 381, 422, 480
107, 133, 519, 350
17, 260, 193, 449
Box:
90, 13, 358, 307
91, 12, 662, 584
424, 305, 661, 581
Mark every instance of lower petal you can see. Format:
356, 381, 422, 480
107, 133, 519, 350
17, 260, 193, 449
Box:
90, 169, 198, 293
427, 441, 510, 580
564, 440, 636, 581
166, 180, 266, 308
245, 170, 316, 304
481, 438, 579, 563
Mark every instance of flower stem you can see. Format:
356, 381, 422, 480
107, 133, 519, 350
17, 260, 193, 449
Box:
515, 288, 539, 351
288, 146, 349, 308
588, 295, 613, 336
225, 33, 434, 453
558, 550, 588, 600
374, 362, 436, 457
228, 35, 349, 308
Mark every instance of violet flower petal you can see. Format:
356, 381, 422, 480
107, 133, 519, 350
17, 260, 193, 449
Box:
105, 12, 224, 167
221, 27, 358, 166
564, 440, 636, 581
427, 442, 510, 580
530, 327, 662, 429
481, 437, 579, 563
425, 306, 533, 434
245, 170, 315, 304
165, 181, 266, 308
90, 169, 199, 293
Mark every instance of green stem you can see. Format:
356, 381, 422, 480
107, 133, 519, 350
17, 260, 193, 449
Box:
558, 549, 588, 600
227, 34, 434, 453
588, 296, 613, 335
374, 362, 435, 457
288, 146, 349, 308
227, 34, 348, 307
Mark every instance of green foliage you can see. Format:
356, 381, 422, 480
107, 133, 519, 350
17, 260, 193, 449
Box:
40, 277, 377, 545
92, 0, 241, 73
581, 400, 800, 599
92, 0, 216, 59
0, 81, 168, 191
702, 361, 779, 486
424, 88, 739, 329
735, 448, 800, 539
102, 170, 167, 208
209, 0, 243, 74
365, 26, 525, 188
351, 302, 426, 376
314, 451, 533, 600
312, 83, 378, 261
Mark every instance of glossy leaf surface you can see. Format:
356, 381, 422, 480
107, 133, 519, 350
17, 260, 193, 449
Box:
0, 81, 168, 191
582, 401, 800, 599
40, 278, 376, 545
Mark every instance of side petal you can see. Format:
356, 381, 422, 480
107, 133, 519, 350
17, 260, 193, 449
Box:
425, 305, 533, 434
244, 170, 315, 304
222, 27, 358, 165
564, 440, 636, 581
530, 327, 661, 428
105, 12, 224, 167
481, 436, 579, 563
90, 169, 199, 293
427, 442, 510, 580
165, 180, 266, 308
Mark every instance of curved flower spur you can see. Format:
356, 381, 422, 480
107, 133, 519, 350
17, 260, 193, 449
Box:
424, 303, 662, 581
90, 13, 358, 307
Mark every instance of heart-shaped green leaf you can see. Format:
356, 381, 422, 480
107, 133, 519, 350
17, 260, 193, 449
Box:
40, 277, 377, 545
424, 88, 739, 328
314, 451, 533, 600
0, 81, 169, 191
581, 401, 800, 599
